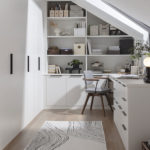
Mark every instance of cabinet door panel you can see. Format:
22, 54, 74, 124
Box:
46, 76, 67, 106
67, 76, 86, 107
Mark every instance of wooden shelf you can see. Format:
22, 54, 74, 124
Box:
47, 17, 86, 20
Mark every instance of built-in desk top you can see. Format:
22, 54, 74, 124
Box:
109, 74, 150, 88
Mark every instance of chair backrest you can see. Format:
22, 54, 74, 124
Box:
84, 70, 108, 90
84, 70, 94, 89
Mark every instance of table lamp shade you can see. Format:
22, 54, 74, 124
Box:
143, 57, 150, 83
144, 57, 150, 67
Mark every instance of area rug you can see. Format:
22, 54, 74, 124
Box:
25, 121, 107, 150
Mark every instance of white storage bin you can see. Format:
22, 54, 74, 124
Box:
74, 28, 86, 37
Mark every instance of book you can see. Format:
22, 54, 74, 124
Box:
87, 39, 92, 55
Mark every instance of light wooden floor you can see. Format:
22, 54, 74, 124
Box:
4, 109, 125, 150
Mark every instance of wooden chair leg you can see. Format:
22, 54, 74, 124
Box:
81, 93, 90, 114
100, 95, 106, 116
90, 95, 94, 111
105, 94, 113, 112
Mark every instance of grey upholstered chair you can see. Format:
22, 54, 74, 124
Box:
81, 70, 113, 116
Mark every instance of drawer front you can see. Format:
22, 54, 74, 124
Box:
114, 80, 127, 99
119, 97, 128, 115
114, 101, 128, 150
114, 80, 128, 114
120, 123, 128, 150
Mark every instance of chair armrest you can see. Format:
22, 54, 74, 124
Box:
83, 78, 99, 81
94, 76, 109, 79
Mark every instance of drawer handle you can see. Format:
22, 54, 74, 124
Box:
112, 105, 115, 111
27, 56, 30, 72
38, 57, 40, 71
122, 124, 127, 131
115, 101, 118, 104
122, 97, 127, 102
118, 105, 122, 110
10, 53, 13, 74
122, 111, 127, 116
122, 84, 126, 87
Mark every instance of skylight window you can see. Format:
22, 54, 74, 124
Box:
85, 0, 149, 43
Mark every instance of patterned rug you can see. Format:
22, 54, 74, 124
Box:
25, 121, 107, 150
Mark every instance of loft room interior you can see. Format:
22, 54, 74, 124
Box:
0, 0, 150, 150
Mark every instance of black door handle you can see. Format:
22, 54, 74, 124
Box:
10, 53, 13, 74
38, 57, 40, 71
27, 56, 30, 72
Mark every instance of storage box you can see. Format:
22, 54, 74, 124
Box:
58, 10, 63, 17
99, 24, 109, 35
74, 43, 85, 55
70, 5, 82, 11
55, 10, 59, 17
92, 49, 105, 55
47, 47, 59, 55
60, 49, 73, 55
74, 28, 86, 36
64, 10, 69, 17
49, 10, 54, 17
70, 10, 84, 17
90, 25, 99, 36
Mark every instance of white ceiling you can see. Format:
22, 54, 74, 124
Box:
104, 0, 150, 27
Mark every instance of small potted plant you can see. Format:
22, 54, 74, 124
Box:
68, 59, 83, 69
131, 41, 150, 74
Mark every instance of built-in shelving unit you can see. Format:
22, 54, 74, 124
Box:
45, 1, 133, 76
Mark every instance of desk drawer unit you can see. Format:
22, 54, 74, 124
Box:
113, 80, 128, 150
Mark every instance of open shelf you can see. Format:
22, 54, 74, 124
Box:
47, 55, 86, 57
43, 73, 83, 76
47, 17, 86, 20
87, 35, 131, 38
47, 36, 86, 38
87, 54, 131, 56
45, 1, 134, 76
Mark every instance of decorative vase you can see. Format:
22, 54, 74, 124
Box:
54, 28, 61, 36
131, 66, 139, 75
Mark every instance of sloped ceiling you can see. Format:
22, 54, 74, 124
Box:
104, 0, 150, 27
72, 0, 149, 42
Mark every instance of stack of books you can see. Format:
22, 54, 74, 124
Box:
48, 65, 61, 74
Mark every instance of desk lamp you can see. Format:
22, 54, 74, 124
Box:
143, 57, 150, 83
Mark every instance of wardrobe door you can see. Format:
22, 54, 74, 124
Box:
0, 0, 28, 149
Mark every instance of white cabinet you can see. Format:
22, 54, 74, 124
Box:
113, 79, 128, 150
112, 77, 150, 150
66, 76, 86, 108
46, 76, 67, 107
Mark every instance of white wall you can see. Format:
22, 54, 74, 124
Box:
104, 0, 150, 27
0, 0, 44, 149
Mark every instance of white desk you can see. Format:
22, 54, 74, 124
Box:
110, 75, 150, 150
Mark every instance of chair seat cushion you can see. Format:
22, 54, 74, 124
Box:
86, 87, 111, 94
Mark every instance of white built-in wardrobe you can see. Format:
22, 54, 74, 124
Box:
0, 0, 44, 149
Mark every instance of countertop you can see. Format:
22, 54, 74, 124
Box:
109, 74, 150, 88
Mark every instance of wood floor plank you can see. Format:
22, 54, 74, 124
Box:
4, 110, 125, 150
